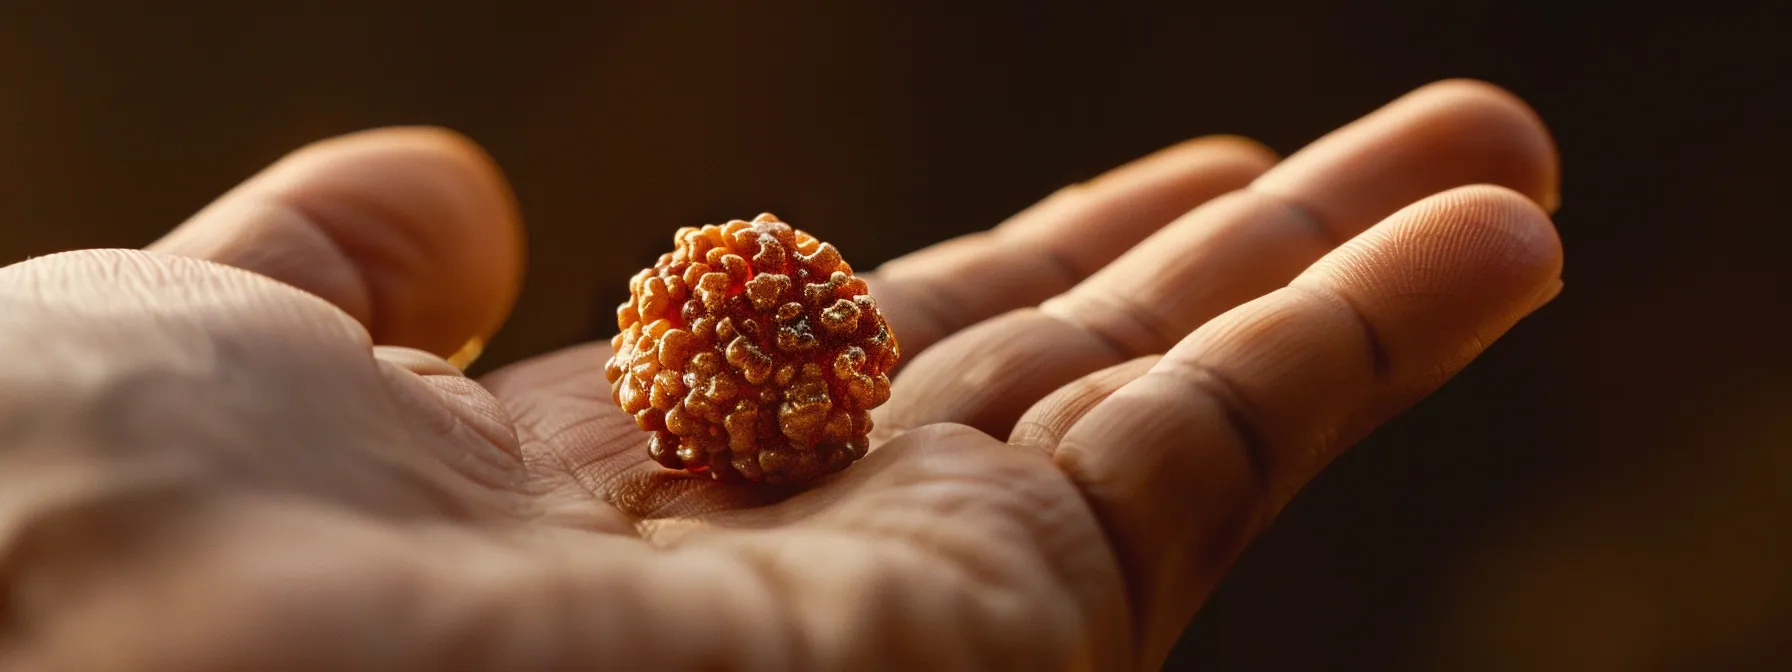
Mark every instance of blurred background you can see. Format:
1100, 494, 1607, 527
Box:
2, 2, 1787, 669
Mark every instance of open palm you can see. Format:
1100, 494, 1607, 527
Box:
0, 80, 1561, 671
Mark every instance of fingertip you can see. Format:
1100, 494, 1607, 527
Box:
1298, 183, 1564, 343
279, 126, 516, 207
299, 125, 500, 169
1395, 79, 1562, 210
1440, 184, 1567, 315
1337, 182, 1562, 272
270, 127, 527, 354
1166, 134, 1282, 170
1404, 77, 1530, 105
1423, 183, 1564, 279
280, 125, 527, 286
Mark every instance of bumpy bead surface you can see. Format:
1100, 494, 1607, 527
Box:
603, 213, 900, 484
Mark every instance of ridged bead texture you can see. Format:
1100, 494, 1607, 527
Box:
604, 214, 900, 484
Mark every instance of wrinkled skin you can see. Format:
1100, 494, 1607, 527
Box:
0, 80, 1562, 671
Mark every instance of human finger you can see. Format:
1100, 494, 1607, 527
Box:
885, 79, 1559, 437
1050, 185, 1563, 667
866, 136, 1276, 359
148, 127, 525, 361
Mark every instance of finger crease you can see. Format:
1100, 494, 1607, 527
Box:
1007, 420, 1064, 455
1045, 293, 1184, 361
1004, 233, 1092, 289
1245, 185, 1343, 249
1286, 283, 1394, 379
1152, 360, 1277, 518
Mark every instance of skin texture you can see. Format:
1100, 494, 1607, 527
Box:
0, 79, 1562, 671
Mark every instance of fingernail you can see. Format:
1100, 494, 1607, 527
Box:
1541, 185, 1562, 214
446, 336, 485, 370
1529, 279, 1564, 311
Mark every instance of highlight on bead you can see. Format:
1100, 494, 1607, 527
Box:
603, 213, 900, 484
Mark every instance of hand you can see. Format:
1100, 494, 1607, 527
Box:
0, 79, 1561, 671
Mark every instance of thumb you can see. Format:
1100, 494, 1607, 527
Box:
149, 127, 525, 364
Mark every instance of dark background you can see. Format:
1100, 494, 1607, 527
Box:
2, 2, 1787, 669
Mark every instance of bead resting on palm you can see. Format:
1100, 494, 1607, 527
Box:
605, 214, 900, 484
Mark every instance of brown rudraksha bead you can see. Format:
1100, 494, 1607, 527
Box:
603, 213, 900, 484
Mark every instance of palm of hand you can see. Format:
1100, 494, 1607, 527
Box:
0, 80, 1563, 671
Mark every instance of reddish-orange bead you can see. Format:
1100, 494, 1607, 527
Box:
604, 214, 899, 484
